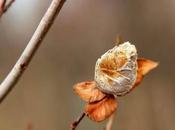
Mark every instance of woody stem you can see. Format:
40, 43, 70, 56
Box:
70, 112, 86, 130
104, 113, 115, 130
0, 0, 66, 103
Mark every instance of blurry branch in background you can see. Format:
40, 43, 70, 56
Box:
27, 123, 34, 130
0, 0, 66, 103
104, 113, 115, 130
2, 0, 14, 13
0, 0, 6, 16
0, 0, 15, 18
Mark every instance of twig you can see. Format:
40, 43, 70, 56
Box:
0, 0, 66, 103
0, 0, 6, 9
116, 35, 123, 45
0, 0, 6, 15
3, 0, 15, 13
0, 0, 15, 18
104, 113, 115, 130
27, 123, 34, 130
70, 112, 86, 130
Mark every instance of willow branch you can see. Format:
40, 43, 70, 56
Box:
0, 0, 66, 103
0, 0, 15, 18
3, 0, 14, 12
104, 113, 115, 130
0, 0, 6, 16
70, 112, 86, 130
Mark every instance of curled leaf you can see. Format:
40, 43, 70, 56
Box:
73, 81, 106, 103
132, 58, 158, 90
85, 96, 117, 122
118, 58, 158, 95
137, 58, 158, 76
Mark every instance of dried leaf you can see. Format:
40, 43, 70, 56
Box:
73, 81, 106, 103
85, 96, 117, 122
137, 58, 158, 75
132, 58, 158, 90
120, 58, 158, 95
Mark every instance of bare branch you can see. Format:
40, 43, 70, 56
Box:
70, 112, 86, 130
0, 0, 6, 14
3, 0, 14, 13
0, 0, 15, 18
104, 113, 115, 130
27, 123, 34, 130
0, 0, 66, 103
1, 0, 6, 9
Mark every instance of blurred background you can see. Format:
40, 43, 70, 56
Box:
0, 0, 175, 130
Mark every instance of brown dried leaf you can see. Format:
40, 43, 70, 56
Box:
133, 58, 158, 89
119, 58, 158, 96
137, 58, 158, 75
73, 81, 106, 103
85, 96, 117, 122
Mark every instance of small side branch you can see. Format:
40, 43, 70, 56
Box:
3, 0, 15, 13
0, 0, 6, 14
70, 112, 86, 130
0, 0, 15, 18
0, 0, 66, 103
104, 113, 115, 130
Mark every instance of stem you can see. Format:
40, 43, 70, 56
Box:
70, 112, 86, 130
3, 0, 14, 13
0, 0, 66, 103
2, 0, 6, 8
104, 113, 115, 130
0, 0, 14, 18
0, 0, 6, 15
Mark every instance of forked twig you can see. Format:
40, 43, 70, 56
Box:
0, 0, 66, 103
70, 112, 86, 130
104, 113, 115, 130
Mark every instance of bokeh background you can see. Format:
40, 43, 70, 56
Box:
0, 0, 175, 130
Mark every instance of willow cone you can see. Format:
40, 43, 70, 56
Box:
74, 42, 158, 122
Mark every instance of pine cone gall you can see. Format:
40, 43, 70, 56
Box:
95, 42, 138, 96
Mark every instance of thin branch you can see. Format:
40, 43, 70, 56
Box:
70, 112, 86, 130
3, 0, 14, 13
27, 123, 34, 130
0, 0, 6, 15
1, 0, 6, 8
0, 0, 15, 18
104, 113, 115, 130
0, 0, 66, 103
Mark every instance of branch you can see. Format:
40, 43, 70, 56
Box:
0, 0, 6, 15
3, 0, 14, 13
70, 112, 86, 130
104, 113, 115, 130
0, 0, 15, 18
0, 0, 66, 103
